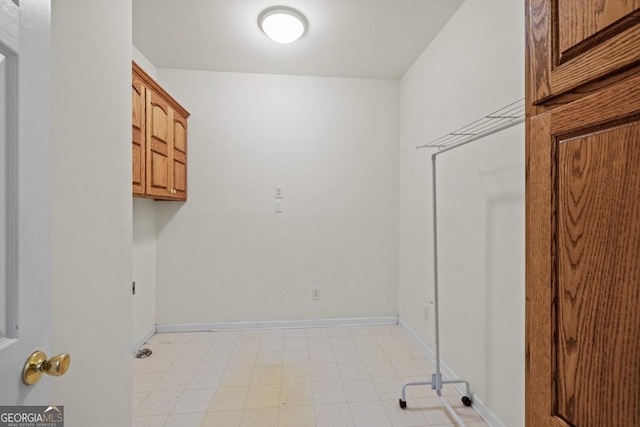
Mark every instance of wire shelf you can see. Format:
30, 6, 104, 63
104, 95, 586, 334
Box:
417, 98, 525, 149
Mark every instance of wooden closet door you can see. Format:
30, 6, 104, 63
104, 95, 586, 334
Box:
527, 60, 640, 427
145, 90, 171, 198
528, 0, 640, 102
132, 75, 145, 196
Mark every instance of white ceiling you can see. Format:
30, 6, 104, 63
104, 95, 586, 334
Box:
133, 0, 464, 79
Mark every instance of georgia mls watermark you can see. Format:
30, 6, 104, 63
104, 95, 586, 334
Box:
0, 406, 63, 427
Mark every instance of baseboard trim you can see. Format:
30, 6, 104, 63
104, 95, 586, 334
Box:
156, 316, 399, 333
398, 318, 505, 427
132, 325, 157, 354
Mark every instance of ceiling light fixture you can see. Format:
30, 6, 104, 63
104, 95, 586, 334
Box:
258, 6, 308, 44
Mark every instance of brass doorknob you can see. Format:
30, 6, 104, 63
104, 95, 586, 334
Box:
22, 350, 71, 385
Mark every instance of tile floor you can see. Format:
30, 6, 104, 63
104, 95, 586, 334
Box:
132, 325, 489, 427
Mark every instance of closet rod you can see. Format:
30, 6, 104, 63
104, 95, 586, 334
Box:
417, 98, 525, 151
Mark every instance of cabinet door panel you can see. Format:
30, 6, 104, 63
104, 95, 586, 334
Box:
556, 126, 640, 427
132, 77, 145, 196
526, 74, 640, 427
146, 91, 171, 197
171, 112, 187, 199
528, 0, 640, 101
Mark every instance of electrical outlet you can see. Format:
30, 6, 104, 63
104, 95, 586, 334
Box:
312, 287, 320, 300
275, 186, 283, 199
423, 304, 428, 320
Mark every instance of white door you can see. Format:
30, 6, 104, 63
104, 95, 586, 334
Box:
0, 0, 55, 404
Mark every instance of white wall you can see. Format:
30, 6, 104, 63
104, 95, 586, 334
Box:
52, 1, 133, 426
154, 69, 400, 326
131, 46, 158, 347
132, 198, 156, 345
399, 1, 525, 426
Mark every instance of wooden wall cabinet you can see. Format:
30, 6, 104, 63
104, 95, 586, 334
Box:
526, 1, 640, 426
132, 62, 190, 200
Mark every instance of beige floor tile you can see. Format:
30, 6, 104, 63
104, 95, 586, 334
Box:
255, 351, 284, 367
135, 390, 181, 416
209, 340, 237, 354
279, 404, 316, 427
365, 361, 399, 379
133, 357, 147, 374
181, 341, 213, 355
169, 354, 204, 372
170, 332, 197, 343
338, 362, 370, 380
284, 338, 307, 352
186, 369, 224, 390
260, 339, 284, 352
348, 326, 373, 337
307, 338, 332, 350
372, 378, 405, 400
173, 388, 216, 413
312, 381, 347, 404
201, 410, 243, 427
349, 401, 392, 427
135, 328, 485, 427
281, 365, 311, 384
327, 327, 351, 337
369, 325, 398, 337
376, 335, 403, 347
284, 329, 307, 339
383, 346, 413, 361
414, 397, 457, 425
221, 368, 254, 387
262, 329, 285, 340
209, 386, 249, 411
235, 340, 261, 354
132, 392, 149, 413
239, 331, 263, 341
353, 335, 381, 348
280, 382, 314, 406
214, 331, 241, 341
343, 379, 380, 402
132, 415, 168, 427
154, 371, 195, 391
164, 412, 206, 427
391, 360, 425, 377
382, 399, 428, 427
190, 331, 217, 343
229, 353, 258, 369
331, 337, 356, 349
138, 356, 177, 373
152, 343, 187, 357
245, 384, 281, 409
252, 366, 283, 385
282, 350, 309, 365
241, 407, 279, 427
315, 403, 354, 427
306, 328, 329, 339
358, 346, 388, 361
308, 349, 336, 364
200, 353, 231, 370
310, 363, 341, 382
133, 372, 164, 393
334, 348, 362, 363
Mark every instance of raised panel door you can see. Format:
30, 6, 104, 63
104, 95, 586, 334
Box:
528, 0, 640, 101
132, 75, 145, 196
145, 90, 171, 198
526, 73, 640, 427
171, 111, 187, 200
